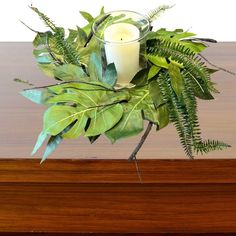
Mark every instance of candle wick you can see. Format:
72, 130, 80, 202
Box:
121, 38, 123, 41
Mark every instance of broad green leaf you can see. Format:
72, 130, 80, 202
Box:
33, 31, 52, 47
148, 65, 161, 80
62, 113, 88, 139
148, 80, 163, 107
85, 104, 123, 136
20, 89, 52, 105
68, 27, 87, 47
38, 64, 56, 78
168, 63, 184, 97
106, 105, 143, 143
182, 41, 207, 53
53, 64, 87, 81
187, 73, 214, 100
80, 11, 94, 23
103, 63, 117, 87
173, 32, 196, 39
41, 135, 63, 163
43, 105, 78, 135
100, 90, 131, 105
46, 93, 81, 105
88, 53, 103, 82
143, 105, 159, 124
156, 104, 169, 129
31, 131, 48, 156
130, 68, 148, 86
48, 81, 111, 95
147, 55, 169, 69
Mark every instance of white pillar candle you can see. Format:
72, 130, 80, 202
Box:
104, 23, 140, 86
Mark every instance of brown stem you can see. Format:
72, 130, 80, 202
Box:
199, 53, 236, 76
128, 122, 153, 161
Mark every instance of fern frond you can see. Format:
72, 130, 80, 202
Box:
147, 39, 216, 95
158, 73, 194, 159
182, 74, 202, 144
30, 6, 56, 31
146, 5, 173, 23
194, 139, 231, 155
52, 30, 81, 66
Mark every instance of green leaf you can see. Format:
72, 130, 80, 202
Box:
31, 131, 48, 156
148, 65, 161, 80
130, 68, 148, 86
88, 135, 100, 144
80, 11, 94, 23
148, 80, 163, 107
88, 53, 103, 82
53, 64, 87, 81
187, 73, 214, 100
36, 55, 52, 64
46, 93, 81, 104
168, 63, 184, 97
43, 105, 78, 135
103, 63, 117, 87
106, 105, 143, 143
62, 113, 88, 139
100, 6, 105, 14
147, 55, 169, 69
20, 89, 52, 105
41, 135, 63, 163
85, 104, 123, 136
156, 104, 169, 129
174, 32, 196, 39
143, 105, 159, 124
38, 64, 56, 78
67, 27, 87, 47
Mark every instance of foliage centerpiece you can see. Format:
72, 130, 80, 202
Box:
20, 5, 232, 163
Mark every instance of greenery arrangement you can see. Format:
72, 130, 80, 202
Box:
20, 5, 233, 163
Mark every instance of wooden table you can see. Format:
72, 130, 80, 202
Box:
0, 42, 236, 235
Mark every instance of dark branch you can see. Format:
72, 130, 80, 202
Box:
128, 122, 153, 161
200, 53, 236, 76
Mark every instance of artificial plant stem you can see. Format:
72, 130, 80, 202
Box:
128, 122, 153, 161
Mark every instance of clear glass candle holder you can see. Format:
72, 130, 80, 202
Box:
92, 10, 150, 88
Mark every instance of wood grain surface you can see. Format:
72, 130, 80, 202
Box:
0, 159, 236, 234
0, 43, 236, 235
0, 43, 235, 159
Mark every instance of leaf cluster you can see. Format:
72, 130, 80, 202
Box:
20, 6, 230, 161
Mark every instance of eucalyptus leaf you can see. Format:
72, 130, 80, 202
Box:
53, 64, 87, 81
31, 131, 48, 156
103, 63, 117, 87
41, 135, 63, 163
20, 89, 52, 105
88, 53, 103, 82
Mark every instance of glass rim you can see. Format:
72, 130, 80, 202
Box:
92, 10, 151, 45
